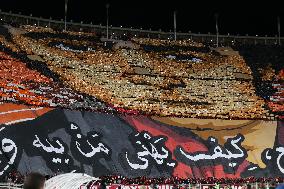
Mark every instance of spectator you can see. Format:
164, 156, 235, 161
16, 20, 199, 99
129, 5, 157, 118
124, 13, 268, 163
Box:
23, 172, 45, 189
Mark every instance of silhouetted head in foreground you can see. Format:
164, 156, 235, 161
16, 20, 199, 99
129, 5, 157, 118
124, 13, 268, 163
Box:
24, 172, 45, 189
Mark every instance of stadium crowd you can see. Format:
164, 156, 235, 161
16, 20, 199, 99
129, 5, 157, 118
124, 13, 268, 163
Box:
0, 25, 283, 119
0, 35, 112, 112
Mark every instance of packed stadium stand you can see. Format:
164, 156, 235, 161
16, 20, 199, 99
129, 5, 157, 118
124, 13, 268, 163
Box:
0, 12, 284, 188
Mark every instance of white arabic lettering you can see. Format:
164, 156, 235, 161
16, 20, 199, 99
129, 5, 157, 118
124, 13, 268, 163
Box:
126, 133, 175, 170
178, 135, 244, 161
0, 137, 18, 176
276, 147, 284, 174
76, 141, 109, 158
32, 135, 64, 154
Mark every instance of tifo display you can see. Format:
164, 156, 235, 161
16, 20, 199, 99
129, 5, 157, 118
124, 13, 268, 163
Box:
0, 22, 284, 186
0, 25, 283, 120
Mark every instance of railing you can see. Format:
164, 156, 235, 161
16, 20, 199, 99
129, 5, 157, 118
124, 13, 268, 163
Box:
0, 10, 283, 45
0, 182, 23, 189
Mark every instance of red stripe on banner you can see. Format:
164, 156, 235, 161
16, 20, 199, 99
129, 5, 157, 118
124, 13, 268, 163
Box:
123, 115, 250, 178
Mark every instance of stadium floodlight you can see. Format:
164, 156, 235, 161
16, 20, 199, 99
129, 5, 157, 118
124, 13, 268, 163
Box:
173, 11, 177, 41
278, 16, 281, 45
64, 0, 69, 31
106, 3, 110, 39
215, 13, 219, 47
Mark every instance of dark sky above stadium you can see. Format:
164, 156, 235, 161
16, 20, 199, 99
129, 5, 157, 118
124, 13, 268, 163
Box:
1, 0, 283, 36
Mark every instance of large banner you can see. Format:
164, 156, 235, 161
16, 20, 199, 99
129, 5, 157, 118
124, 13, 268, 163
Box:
0, 103, 283, 179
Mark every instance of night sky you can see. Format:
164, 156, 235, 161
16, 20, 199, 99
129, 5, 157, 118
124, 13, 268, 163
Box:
0, 0, 283, 36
